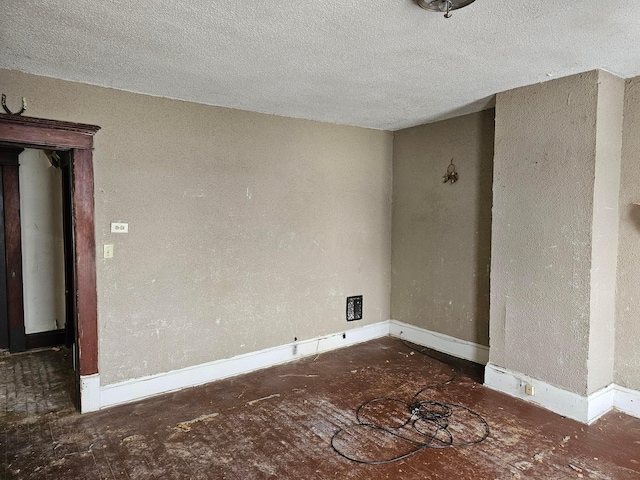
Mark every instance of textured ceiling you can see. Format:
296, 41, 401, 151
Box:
1, 0, 640, 130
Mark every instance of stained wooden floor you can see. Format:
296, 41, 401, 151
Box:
1, 338, 640, 479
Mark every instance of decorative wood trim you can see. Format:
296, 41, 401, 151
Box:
0, 114, 100, 409
0, 115, 100, 150
60, 156, 76, 349
2, 160, 26, 352
0, 170, 6, 350
72, 149, 98, 376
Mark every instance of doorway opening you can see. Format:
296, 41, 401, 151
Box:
0, 147, 77, 410
0, 114, 100, 412
0, 148, 74, 351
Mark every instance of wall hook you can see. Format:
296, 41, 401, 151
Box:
1, 94, 26, 115
443, 158, 459, 184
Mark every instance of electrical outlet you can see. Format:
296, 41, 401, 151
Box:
111, 222, 128, 233
525, 384, 535, 396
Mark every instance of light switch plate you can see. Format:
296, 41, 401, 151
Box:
104, 244, 114, 259
111, 222, 128, 233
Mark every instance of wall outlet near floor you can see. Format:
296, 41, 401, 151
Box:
525, 384, 535, 396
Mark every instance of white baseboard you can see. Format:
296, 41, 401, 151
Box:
485, 363, 598, 423
588, 384, 617, 422
92, 320, 490, 411
389, 320, 489, 365
85, 317, 640, 420
484, 363, 640, 424
99, 321, 390, 410
80, 374, 101, 413
615, 384, 640, 418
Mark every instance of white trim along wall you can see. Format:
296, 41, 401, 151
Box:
485, 363, 640, 424
94, 322, 391, 412
80, 320, 640, 423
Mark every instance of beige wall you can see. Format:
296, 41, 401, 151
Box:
391, 110, 494, 346
491, 71, 623, 395
5, 66, 638, 397
0, 69, 393, 385
491, 72, 596, 394
616, 76, 640, 391
19, 149, 66, 334
588, 71, 624, 393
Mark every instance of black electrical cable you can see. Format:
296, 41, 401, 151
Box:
330, 339, 490, 465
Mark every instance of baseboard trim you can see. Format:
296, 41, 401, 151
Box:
485, 363, 598, 423
615, 384, 640, 418
99, 321, 390, 410
389, 320, 489, 365
80, 374, 101, 413
588, 384, 616, 423
82, 319, 640, 420
484, 363, 640, 424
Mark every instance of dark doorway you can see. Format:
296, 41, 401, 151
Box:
0, 115, 100, 412
0, 148, 73, 354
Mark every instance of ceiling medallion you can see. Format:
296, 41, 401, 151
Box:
417, 0, 477, 18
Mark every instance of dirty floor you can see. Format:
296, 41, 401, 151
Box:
1, 338, 639, 479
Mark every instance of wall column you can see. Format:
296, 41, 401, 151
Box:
485, 70, 624, 423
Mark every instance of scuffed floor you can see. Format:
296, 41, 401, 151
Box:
1, 338, 639, 479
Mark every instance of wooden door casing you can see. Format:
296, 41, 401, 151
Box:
0, 147, 25, 352
0, 115, 100, 411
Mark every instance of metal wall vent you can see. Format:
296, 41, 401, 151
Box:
346, 296, 363, 322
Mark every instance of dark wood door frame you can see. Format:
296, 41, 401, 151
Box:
0, 158, 7, 351
0, 147, 26, 352
60, 152, 76, 350
0, 115, 100, 389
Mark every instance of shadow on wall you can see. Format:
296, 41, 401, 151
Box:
473, 109, 495, 345
629, 204, 640, 232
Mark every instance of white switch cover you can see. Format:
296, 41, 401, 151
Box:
104, 244, 114, 259
111, 222, 128, 233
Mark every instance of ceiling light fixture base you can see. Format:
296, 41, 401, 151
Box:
417, 0, 477, 18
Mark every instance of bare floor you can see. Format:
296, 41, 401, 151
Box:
1, 338, 639, 479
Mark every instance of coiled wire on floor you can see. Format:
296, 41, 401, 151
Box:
330, 340, 490, 465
